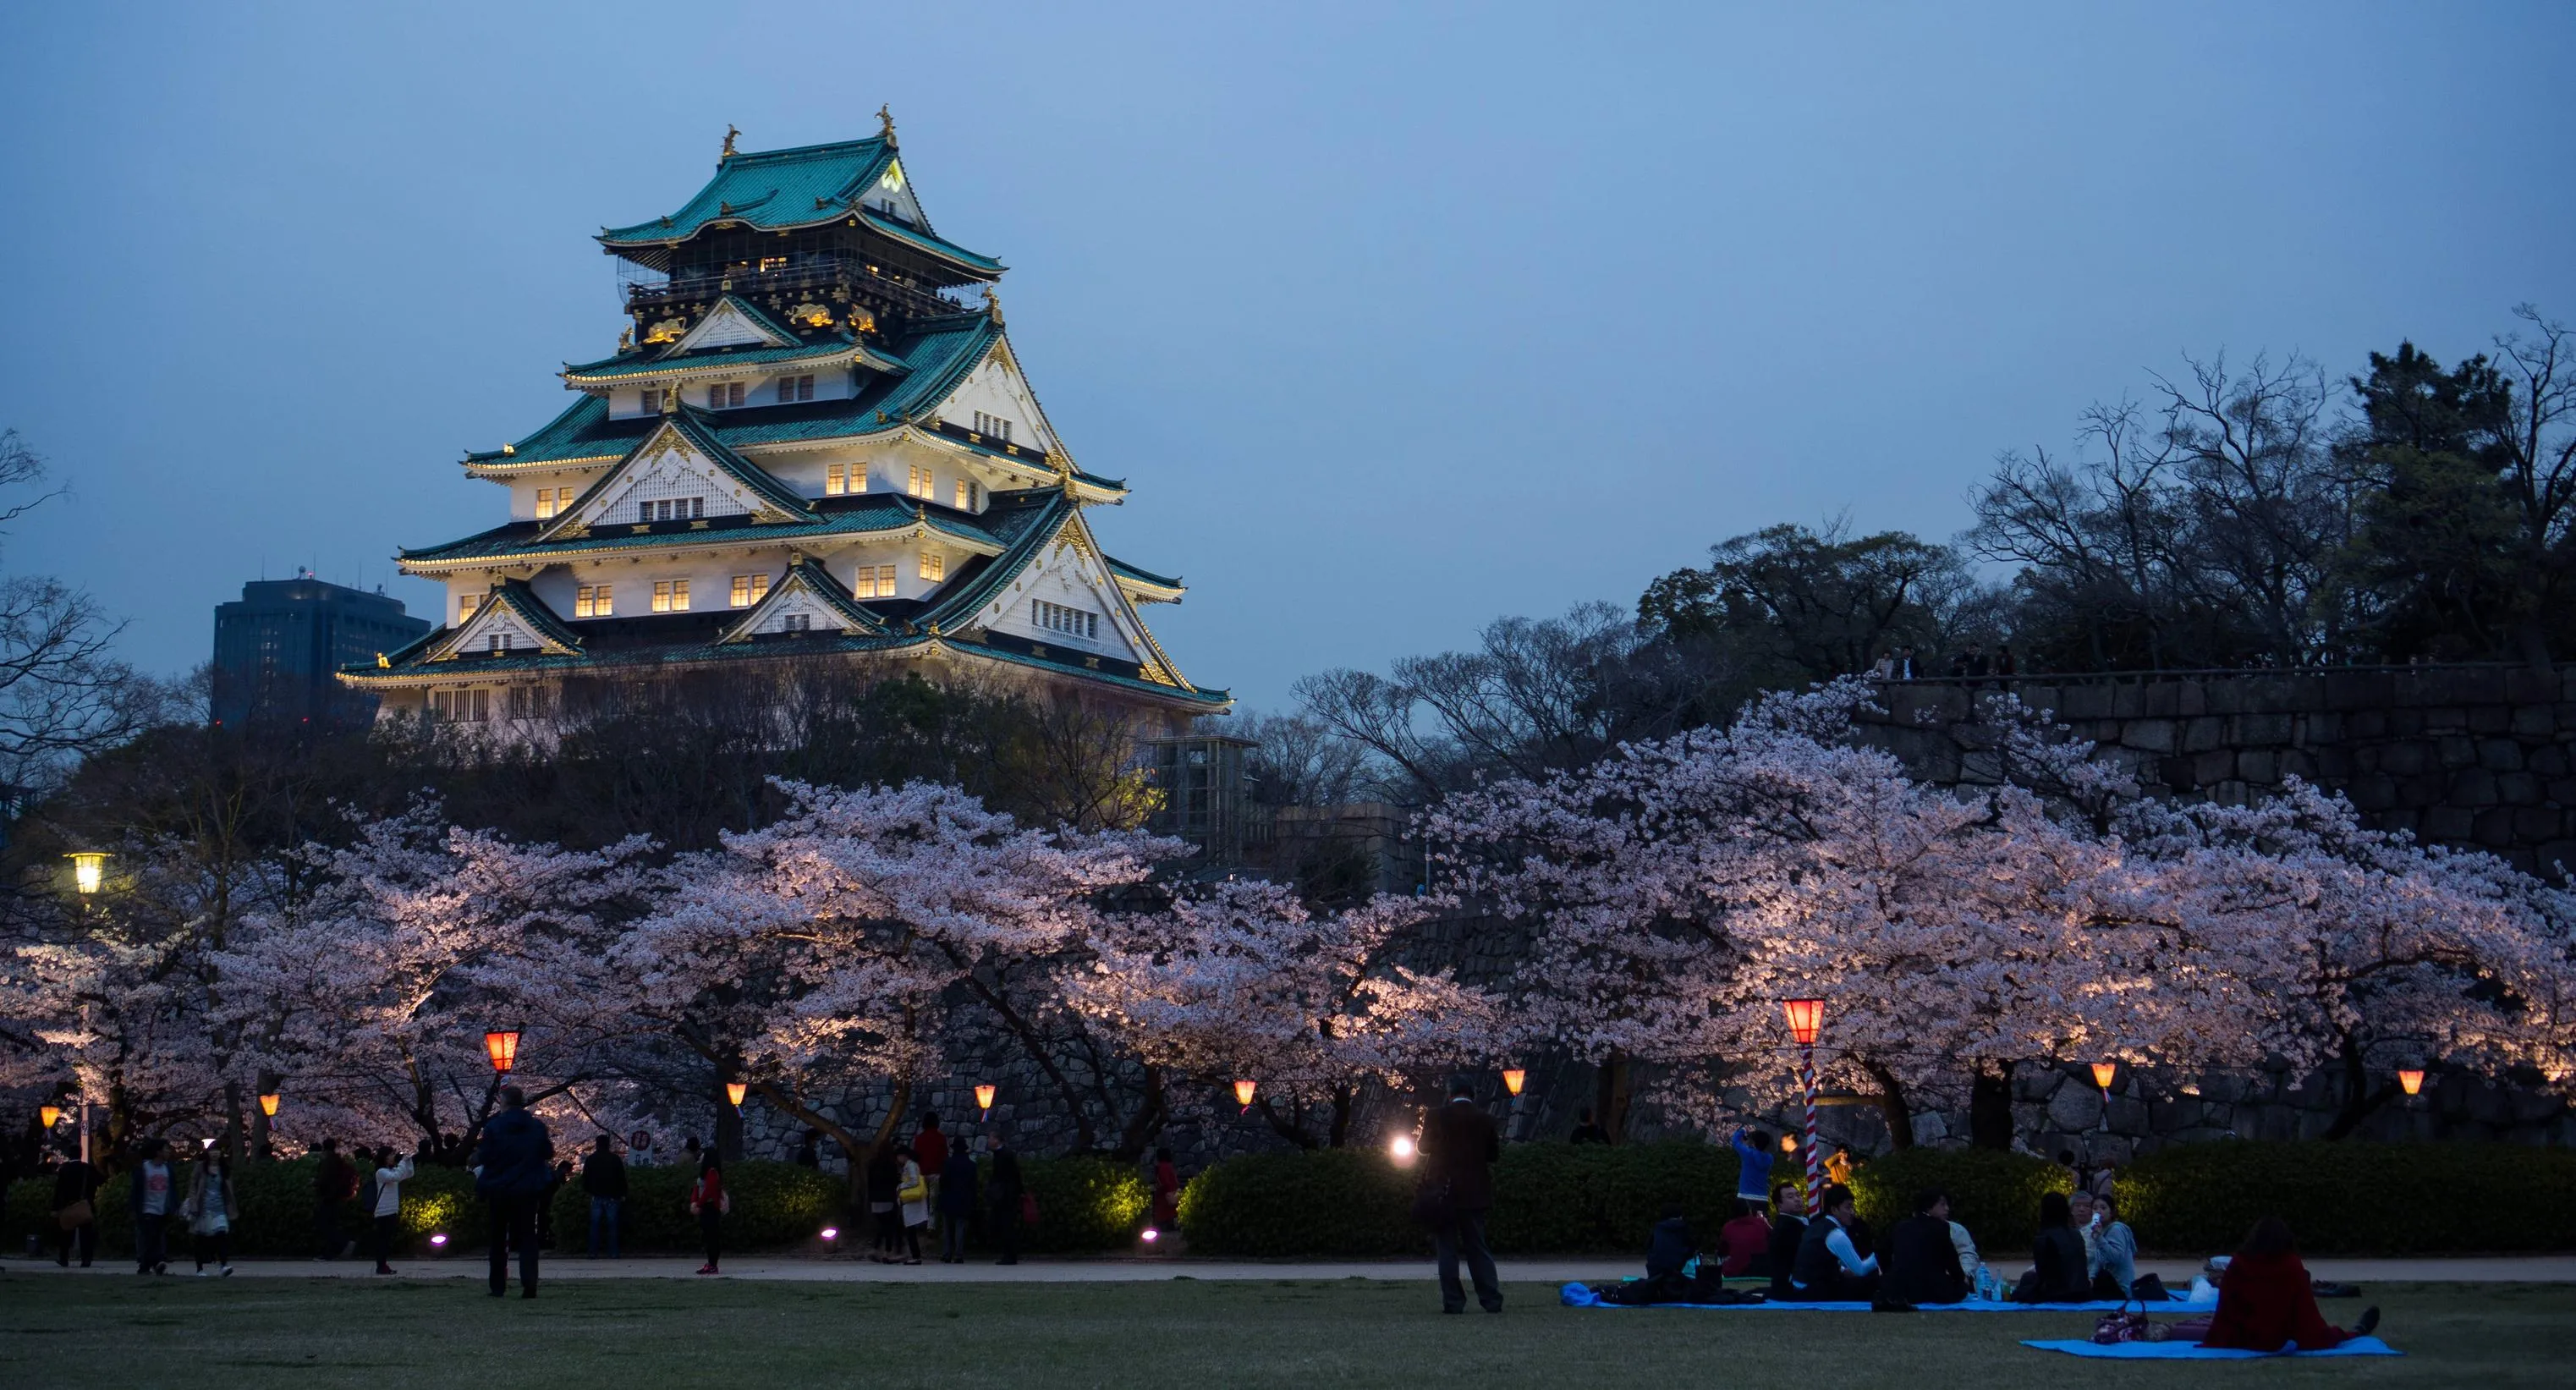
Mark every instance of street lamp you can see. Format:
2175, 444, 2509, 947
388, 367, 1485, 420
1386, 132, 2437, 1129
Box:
1782, 997, 1826, 1211
259, 1092, 281, 1118
725, 1081, 748, 1108
66, 852, 109, 895
40, 1104, 61, 1129
1233, 1079, 1256, 1113
1500, 1069, 1526, 1097
482, 1030, 520, 1074
975, 1083, 997, 1118
2397, 1068, 2425, 1096
2091, 1061, 2117, 1133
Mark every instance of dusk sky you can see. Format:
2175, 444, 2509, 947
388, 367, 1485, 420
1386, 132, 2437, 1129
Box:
3, 3, 2572, 712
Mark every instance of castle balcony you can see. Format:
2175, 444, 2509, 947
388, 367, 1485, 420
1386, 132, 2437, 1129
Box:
623, 253, 972, 326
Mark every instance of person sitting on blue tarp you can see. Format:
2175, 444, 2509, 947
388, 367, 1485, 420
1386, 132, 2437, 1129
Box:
1645, 1205, 1697, 1279
1786, 1184, 1881, 1302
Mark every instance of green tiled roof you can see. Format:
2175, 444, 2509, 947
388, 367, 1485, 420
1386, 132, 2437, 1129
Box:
563, 337, 896, 383
404, 486, 1050, 569
1105, 555, 1184, 591
596, 138, 1002, 274
470, 312, 1002, 466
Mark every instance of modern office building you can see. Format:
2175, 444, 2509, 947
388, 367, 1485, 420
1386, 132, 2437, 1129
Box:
211, 572, 430, 727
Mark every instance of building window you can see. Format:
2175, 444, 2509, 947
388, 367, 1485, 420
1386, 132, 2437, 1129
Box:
430, 688, 491, 722
487, 633, 512, 655
1035, 600, 1100, 640
652, 580, 691, 613
827, 462, 864, 496
640, 387, 664, 413
973, 411, 1013, 442
575, 585, 612, 618
705, 382, 744, 409
776, 374, 815, 404
782, 612, 812, 632
642, 497, 705, 523
953, 478, 982, 509
458, 594, 482, 624
907, 464, 934, 499
918, 551, 945, 583
730, 574, 770, 607
852, 563, 897, 599
757, 255, 788, 273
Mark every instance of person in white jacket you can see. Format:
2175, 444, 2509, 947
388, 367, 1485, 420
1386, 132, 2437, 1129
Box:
369, 1146, 415, 1276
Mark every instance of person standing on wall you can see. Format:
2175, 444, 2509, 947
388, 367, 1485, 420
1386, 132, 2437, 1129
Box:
1416, 1077, 1503, 1315
474, 1085, 554, 1299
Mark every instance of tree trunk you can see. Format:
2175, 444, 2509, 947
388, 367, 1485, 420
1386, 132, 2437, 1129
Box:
1861, 1058, 1915, 1151
1327, 1085, 1354, 1148
1969, 1060, 2017, 1151
1254, 1097, 1321, 1151
1110, 1066, 1167, 1162
1595, 1050, 1634, 1143
2321, 1038, 2397, 1140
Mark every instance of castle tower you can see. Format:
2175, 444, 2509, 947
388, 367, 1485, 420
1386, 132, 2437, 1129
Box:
341, 127, 1225, 728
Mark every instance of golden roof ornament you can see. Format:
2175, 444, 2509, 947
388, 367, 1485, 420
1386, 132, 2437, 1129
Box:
661, 383, 679, 414
721, 125, 739, 161
876, 103, 898, 147
984, 286, 1003, 325
618, 326, 634, 353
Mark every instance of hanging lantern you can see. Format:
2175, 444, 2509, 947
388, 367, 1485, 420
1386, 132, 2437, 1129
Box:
726, 1081, 748, 1108
482, 1030, 520, 1074
67, 852, 110, 895
2090, 1061, 2118, 1091
1782, 998, 1825, 1047
258, 1092, 281, 1118
975, 1083, 997, 1115
1233, 1079, 1256, 1112
1501, 1069, 1526, 1097
40, 1105, 61, 1129
2397, 1068, 2425, 1096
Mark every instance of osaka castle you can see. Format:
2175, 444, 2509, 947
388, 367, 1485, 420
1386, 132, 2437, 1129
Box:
341, 117, 1226, 727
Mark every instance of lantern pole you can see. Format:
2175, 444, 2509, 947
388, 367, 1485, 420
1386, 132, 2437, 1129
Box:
1782, 998, 1825, 1213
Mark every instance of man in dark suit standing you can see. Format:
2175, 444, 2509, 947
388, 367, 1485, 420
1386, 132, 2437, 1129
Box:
1417, 1077, 1503, 1315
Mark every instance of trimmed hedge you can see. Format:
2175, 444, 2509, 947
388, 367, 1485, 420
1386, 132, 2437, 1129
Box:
1179, 1141, 1750, 1257
2115, 1141, 2576, 1255
5, 1157, 837, 1259
1848, 1146, 2069, 1249
1016, 1155, 1151, 1253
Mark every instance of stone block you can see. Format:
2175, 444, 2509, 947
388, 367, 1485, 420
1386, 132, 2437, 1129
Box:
2380, 806, 2421, 834
2468, 705, 2513, 734
2346, 709, 2387, 738
2425, 707, 2468, 733
2110, 684, 2145, 719
2513, 805, 2560, 839
2501, 772, 2543, 806
2438, 735, 2478, 768
2448, 769, 2499, 806
2513, 704, 2556, 738
2047, 1085, 2103, 1133
2538, 841, 2576, 877
2158, 755, 2198, 792
2286, 749, 2324, 781
2507, 668, 2558, 704
2387, 709, 2425, 737
2175, 684, 2206, 717
2424, 806, 2475, 841
2402, 772, 2451, 806
2532, 746, 2568, 777
2140, 683, 2181, 717
2233, 712, 2293, 746
2378, 742, 2430, 775
2195, 750, 2238, 786
2182, 717, 2225, 753
2122, 719, 2178, 754
2206, 682, 2246, 715
2238, 749, 2279, 783
2058, 685, 2112, 720
2300, 711, 2341, 744
2551, 779, 2576, 805
2344, 773, 2397, 810
2474, 807, 2517, 848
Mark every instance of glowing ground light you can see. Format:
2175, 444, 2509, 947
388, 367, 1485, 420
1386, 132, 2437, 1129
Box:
1389, 1135, 1416, 1162
430, 1233, 449, 1247
820, 1227, 839, 1241
1141, 1228, 1160, 1243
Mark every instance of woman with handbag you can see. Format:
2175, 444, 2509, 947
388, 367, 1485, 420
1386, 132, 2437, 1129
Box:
895, 1143, 930, 1266
52, 1155, 101, 1267
2200, 1218, 2380, 1351
689, 1151, 728, 1275
184, 1148, 239, 1276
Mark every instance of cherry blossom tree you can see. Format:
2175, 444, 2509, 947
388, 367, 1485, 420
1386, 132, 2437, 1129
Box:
1074, 877, 1504, 1148
614, 779, 1187, 1175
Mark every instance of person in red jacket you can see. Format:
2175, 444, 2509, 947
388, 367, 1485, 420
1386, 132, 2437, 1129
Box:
2200, 1217, 2380, 1351
689, 1152, 726, 1276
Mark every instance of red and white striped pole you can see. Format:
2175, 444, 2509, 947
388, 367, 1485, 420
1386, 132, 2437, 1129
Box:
1798, 1041, 1821, 1211
1782, 998, 1826, 1212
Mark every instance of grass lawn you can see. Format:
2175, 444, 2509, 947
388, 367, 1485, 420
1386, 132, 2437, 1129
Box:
1, 1273, 2570, 1388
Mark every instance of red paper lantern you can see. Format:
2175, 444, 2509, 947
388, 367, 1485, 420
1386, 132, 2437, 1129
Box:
483, 1030, 520, 1074
1782, 998, 1825, 1047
